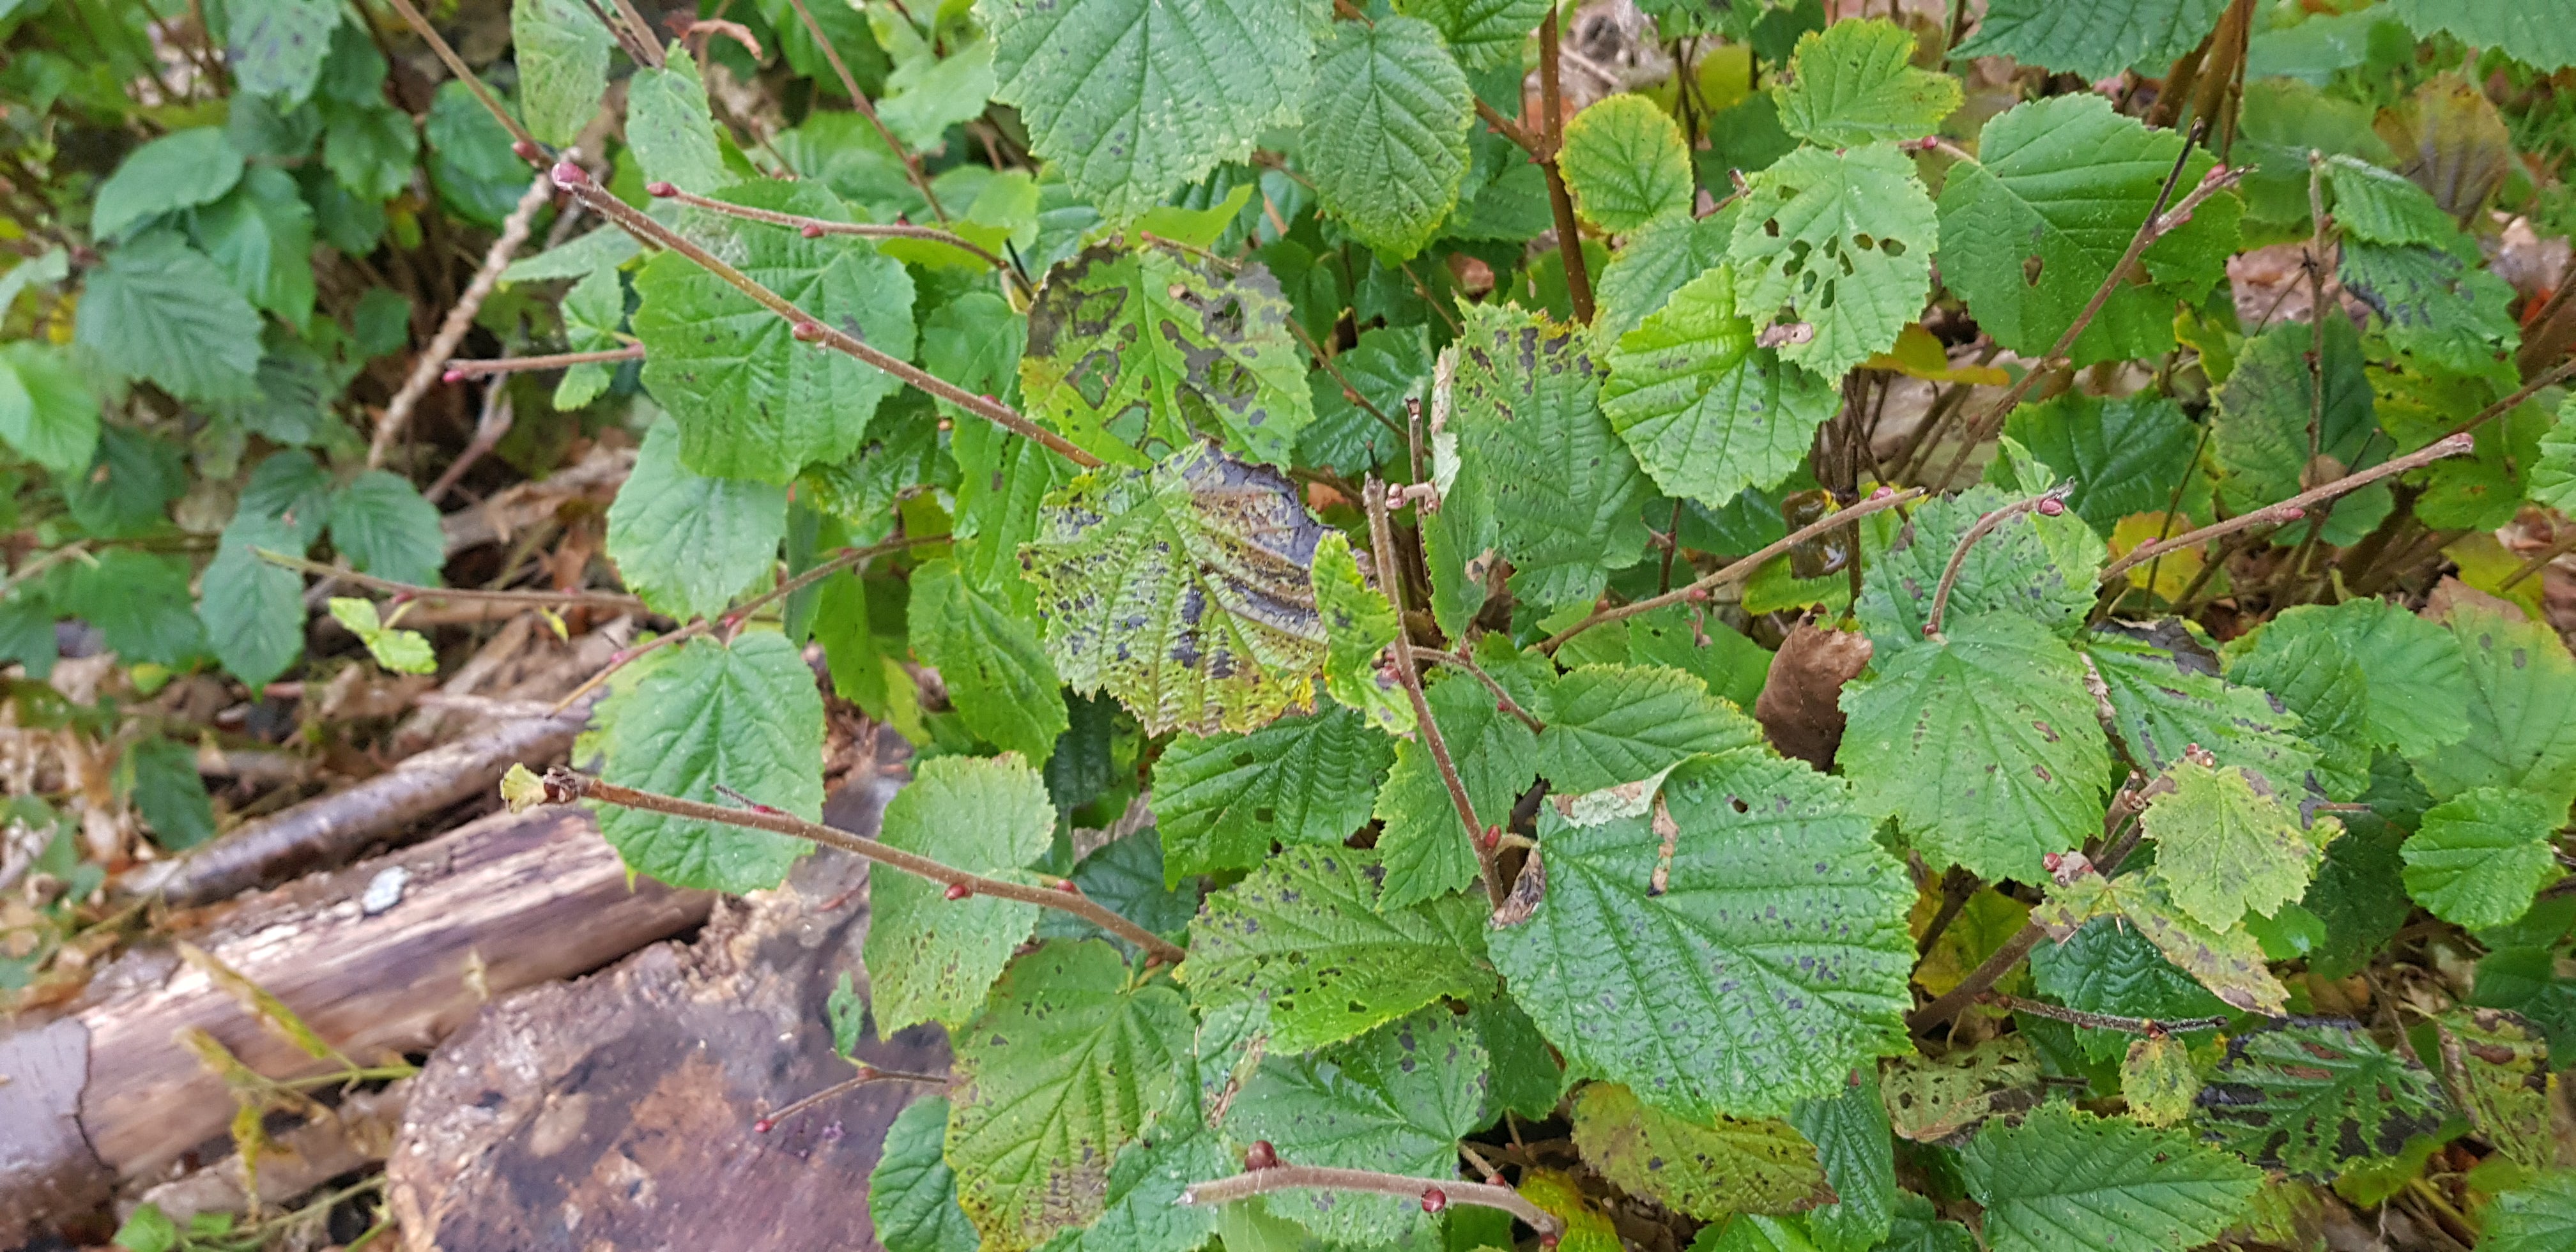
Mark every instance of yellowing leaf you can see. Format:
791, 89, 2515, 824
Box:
1573, 1082, 1836, 1219
1861, 323, 2011, 386
2122, 1033, 2199, 1127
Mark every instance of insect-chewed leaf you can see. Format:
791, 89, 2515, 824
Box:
1880, 1038, 2041, 1143
2401, 785, 2565, 929
1310, 531, 1411, 735
946, 941, 1193, 1252
1599, 265, 1838, 508
2081, 626, 2319, 797
2139, 758, 2326, 931
1839, 613, 2111, 883
2122, 1034, 2199, 1127
1182, 844, 1496, 1054
1224, 1005, 1493, 1245
1572, 1081, 1835, 1220
1770, 19, 1960, 148
2413, 601, 2576, 811
594, 632, 820, 894
2198, 1022, 2454, 1179
1151, 703, 1393, 881
866, 754, 1055, 1035
1489, 751, 1917, 1121
1726, 144, 1936, 379
2030, 868, 2289, 1015
1444, 301, 1650, 607
1961, 1103, 2261, 1252
1020, 441, 1328, 736
1035, 1120, 1231, 1252
1018, 245, 1314, 468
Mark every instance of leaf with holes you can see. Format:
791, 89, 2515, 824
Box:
1880, 1039, 2042, 1143
1151, 703, 1393, 882
1574, 1082, 1835, 1221
1728, 144, 1936, 379
1600, 266, 1839, 508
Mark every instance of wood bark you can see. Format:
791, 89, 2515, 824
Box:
0, 805, 711, 1245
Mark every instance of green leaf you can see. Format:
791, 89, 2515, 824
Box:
0, 341, 98, 476
1225, 1005, 1493, 1244
627, 43, 726, 192
2320, 154, 2457, 249
1839, 613, 2112, 883
1559, 94, 1694, 233
62, 424, 186, 539
327, 599, 437, 674
1021, 443, 1328, 735
868, 754, 1056, 1034
1038, 830, 1200, 954
1875, 1193, 1975, 1252
1538, 663, 1763, 794
94, 129, 244, 240
327, 470, 445, 588
2533, 395, 2576, 514
1855, 484, 2097, 662
1960, 1103, 2260, 1252
908, 560, 1068, 762
986, 0, 1311, 220
2342, 241, 2521, 377
2081, 628, 2319, 797
2413, 602, 2576, 811
1446, 300, 1649, 607
2484, 1170, 2576, 1252
1300, 17, 1473, 259
1595, 211, 1733, 343
2195, 1021, 2453, 1178
1728, 144, 1936, 379
319, 100, 418, 201
2032, 917, 2231, 1061
870, 1097, 979, 1252
1396, 0, 1545, 70
1573, 1082, 1834, 1221
632, 182, 917, 483
1788, 1071, 1896, 1252
2002, 392, 2199, 537
551, 265, 624, 409
1310, 531, 1410, 735
604, 415, 786, 621
2139, 758, 2325, 931
2032, 866, 2288, 1014
1600, 265, 1838, 508
128, 737, 216, 851
947, 941, 1193, 1252
2266, 600, 2469, 759
1629, 605, 1773, 713
2223, 618, 2374, 800
1374, 662, 1540, 909
1183, 843, 1496, 1053
1471, 995, 1565, 1120
594, 632, 820, 892
2386, 0, 2576, 71
190, 165, 318, 323
1770, 19, 1959, 148
1298, 323, 1423, 475
2120, 1033, 2198, 1127
64, 550, 199, 668
512, 0, 612, 146
198, 517, 305, 687
1151, 703, 1393, 881
424, 82, 531, 229
1955, 0, 2230, 80
1936, 95, 2237, 367
227, 0, 341, 103
2402, 786, 2565, 930
877, 38, 998, 151
1018, 245, 1314, 469
1032, 1122, 1231, 1252
74, 231, 263, 402
1489, 752, 1917, 1120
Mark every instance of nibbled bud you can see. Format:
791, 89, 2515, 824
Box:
2036, 497, 2066, 517
512, 140, 543, 164
1421, 1188, 1448, 1214
646, 181, 678, 198
944, 882, 973, 901
793, 321, 826, 342
550, 160, 589, 187
1245, 1140, 1278, 1170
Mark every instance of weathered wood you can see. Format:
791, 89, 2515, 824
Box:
0, 805, 712, 1246
387, 778, 949, 1252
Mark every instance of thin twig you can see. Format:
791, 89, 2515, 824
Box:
604, 0, 666, 68
548, 621, 710, 714
549, 166, 1100, 468
1908, 790, 2150, 1034
1923, 485, 2071, 640
1288, 317, 1406, 442
1367, 476, 1506, 909
1982, 993, 2231, 1035
2438, 356, 2576, 443
1536, 8, 1593, 324
256, 549, 646, 612
369, 172, 556, 469
646, 183, 1007, 271
542, 767, 1189, 964
1179, 1165, 1561, 1239
378, 0, 540, 152
2099, 432, 2475, 584
425, 386, 514, 503
719, 535, 935, 636
2501, 527, 2576, 590
778, 0, 947, 225
1474, 98, 1534, 153
755, 1064, 949, 1132
1416, 649, 1545, 733
1539, 487, 1924, 655
443, 345, 643, 379
1914, 868, 1977, 956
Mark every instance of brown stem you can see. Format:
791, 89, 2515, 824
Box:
444, 345, 644, 378
647, 184, 1004, 271
1983, 993, 2230, 1035
551, 170, 1100, 468
256, 549, 647, 613
1179, 1166, 1560, 1239
778, 0, 948, 225
377, 0, 541, 152
369, 172, 556, 469
758, 1064, 949, 1130
1536, 8, 1593, 324
2099, 432, 2474, 584
2515, 250, 2576, 379
1367, 476, 1506, 908
719, 535, 933, 636
1416, 649, 1545, 733
1914, 867, 1977, 956
2439, 357, 2576, 443
2501, 527, 2576, 591
605, 0, 666, 68
1287, 317, 1406, 443
1538, 487, 1924, 655
1908, 791, 2150, 1033
1922, 486, 2069, 641
1475, 99, 1535, 153
544, 768, 1189, 964
548, 620, 710, 714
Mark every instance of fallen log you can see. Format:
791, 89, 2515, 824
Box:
0, 805, 712, 1246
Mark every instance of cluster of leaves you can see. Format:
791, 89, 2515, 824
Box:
20, 0, 2576, 1249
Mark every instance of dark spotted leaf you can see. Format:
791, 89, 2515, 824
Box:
2195, 1021, 2453, 1178
1573, 1081, 1835, 1220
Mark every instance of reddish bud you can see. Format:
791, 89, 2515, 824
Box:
936, 418, 953, 432
1480, 824, 1502, 851
944, 882, 973, 901
2278, 505, 2304, 521
512, 140, 543, 164
646, 180, 679, 198
801, 223, 825, 238
1245, 1140, 1279, 1170
852, 1064, 880, 1081
1541, 1237, 1560, 1249
793, 321, 826, 342
2036, 497, 2066, 517
1922, 623, 1939, 638
1484, 1173, 1505, 1187
1682, 586, 1710, 602
753, 1117, 776, 1134
549, 159, 590, 187
1056, 878, 1082, 894
441, 369, 466, 384
1868, 485, 1895, 501
1421, 1188, 1448, 1214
